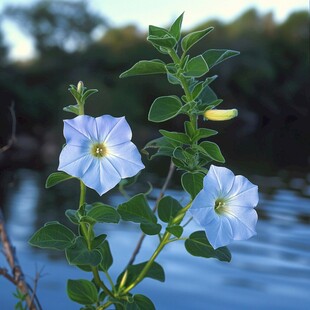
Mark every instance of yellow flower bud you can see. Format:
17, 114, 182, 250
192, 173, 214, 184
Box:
204, 109, 238, 121
77, 81, 84, 94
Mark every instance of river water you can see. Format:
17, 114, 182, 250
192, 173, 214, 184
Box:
0, 169, 309, 310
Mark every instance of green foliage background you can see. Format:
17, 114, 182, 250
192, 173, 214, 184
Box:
0, 1, 308, 174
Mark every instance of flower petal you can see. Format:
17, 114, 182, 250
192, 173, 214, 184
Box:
95, 115, 132, 145
80, 157, 121, 195
58, 144, 91, 175
206, 215, 234, 249
204, 165, 235, 198
105, 142, 145, 178
64, 115, 98, 145
227, 175, 259, 207
225, 206, 258, 240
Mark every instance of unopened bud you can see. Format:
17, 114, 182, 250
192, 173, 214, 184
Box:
204, 109, 238, 121
77, 81, 84, 94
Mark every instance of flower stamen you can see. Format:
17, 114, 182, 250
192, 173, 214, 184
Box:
214, 198, 226, 215
91, 143, 107, 158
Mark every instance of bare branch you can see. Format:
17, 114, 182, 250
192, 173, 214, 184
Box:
0, 102, 17, 153
127, 161, 175, 266
0, 208, 38, 309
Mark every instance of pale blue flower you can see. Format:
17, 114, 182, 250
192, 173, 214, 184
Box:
189, 165, 258, 249
58, 115, 145, 195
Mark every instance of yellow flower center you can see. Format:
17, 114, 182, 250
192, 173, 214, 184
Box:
91, 143, 107, 158
214, 198, 226, 215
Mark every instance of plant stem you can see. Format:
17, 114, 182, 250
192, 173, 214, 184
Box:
126, 161, 175, 267
91, 267, 114, 298
122, 231, 171, 294
78, 181, 114, 298
79, 181, 86, 208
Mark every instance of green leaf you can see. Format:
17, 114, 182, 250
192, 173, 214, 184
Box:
181, 172, 205, 199
87, 203, 120, 223
158, 196, 182, 223
98, 240, 113, 272
169, 12, 184, 41
117, 261, 165, 286
148, 96, 182, 123
63, 104, 80, 115
65, 237, 102, 266
91, 234, 107, 249
65, 209, 79, 225
192, 128, 218, 142
81, 89, 98, 102
140, 222, 162, 235
185, 231, 231, 262
45, 171, 74, 188
118, 194, 156, 224
198, 141, 225, 163
120, 60, 166, 78
167, 73, 180, 85
67, 279, 98, 305
184, 121, 195, 139
29, 222, 75, 250
147, 35, 177, 49
159, 130, 190, 144
125, 294, 156, 310
196, 85, 218, 107
181, 27, 214, 52
149, 25, 169, 37
142, 136, 182, 160
202, 49, 240, 69
166, 225, 183, 238
184, 55, 209, 77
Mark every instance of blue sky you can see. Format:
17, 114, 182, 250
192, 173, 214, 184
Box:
0, 0, 308, 61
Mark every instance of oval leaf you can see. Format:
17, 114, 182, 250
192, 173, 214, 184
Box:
126, 294, 156, 310
87, 203, 120, 223
65, 237, 102, 266
117, 261, 165, 287
148, 96, 182, 123
158, 196, 182, 223
98, 240, 113, 272
117, 194, 156, 224
202, 49, 240, 69
67, 279, 98, 305
184, 55, 209, 77
45, 171, 74, 188
181, 172, 205, 199
181, 27, 214, 52
159, 130, 190, 144
29, 222, 75, 250
120, 60, 166, 78
199, 141, 225, 163
185, 231, 231, 262
169, 12, 184, 41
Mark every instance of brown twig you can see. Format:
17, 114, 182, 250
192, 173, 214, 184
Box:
0, 208, 38, 310
126, 160, 175, 266
0, 102, 17, 153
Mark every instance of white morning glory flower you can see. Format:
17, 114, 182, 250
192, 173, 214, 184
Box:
58, 115, 145, 195
189, 165, 258, 249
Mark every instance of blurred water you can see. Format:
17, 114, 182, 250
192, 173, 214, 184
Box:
0, 169, 310, 310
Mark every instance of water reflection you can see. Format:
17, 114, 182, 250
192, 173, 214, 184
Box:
0, 169, 310, 310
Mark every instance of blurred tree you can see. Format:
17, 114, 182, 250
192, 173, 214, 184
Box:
0, 27, 8, 64
4, 0, 107, 54
0, 5, 308, 173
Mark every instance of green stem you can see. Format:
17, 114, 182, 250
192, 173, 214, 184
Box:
97, 300, 113, 310
168, 48, 180, 64
104, 270, 116, 292
122, 231, 171, 294
79, 181, 86, 208
92, 267, 114, 298
78, 180, 114, 298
